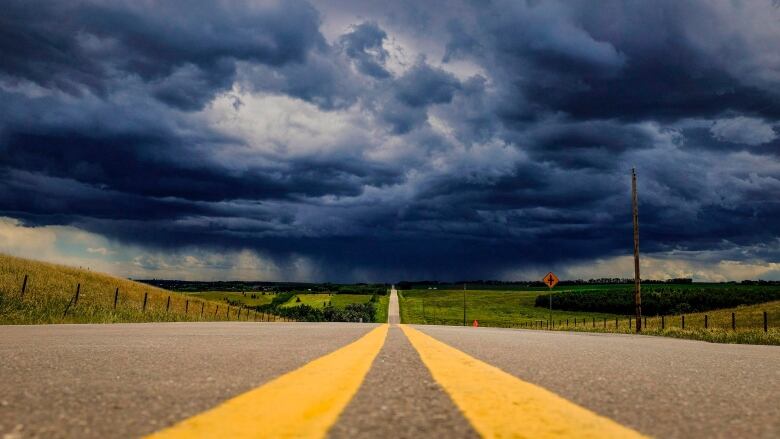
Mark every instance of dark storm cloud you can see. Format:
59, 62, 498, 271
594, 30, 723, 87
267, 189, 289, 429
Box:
377, 60, 463, 133
0, 129, 385, 202
394, 62, 461, 107
339, 22, 391, 79
0, 169, 212, 222
1, 0, 324, 109
1, 0, 779, 280
449, 0, 780, 123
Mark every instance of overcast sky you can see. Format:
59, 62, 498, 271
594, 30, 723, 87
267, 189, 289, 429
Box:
1, 0, 779, 282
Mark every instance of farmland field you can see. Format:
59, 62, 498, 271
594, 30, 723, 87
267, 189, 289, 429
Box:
398, 289, 617, 327
281, 293, 389, 323
398, 287, 780, 345
185, 291, 276, 307
281, 293, 372, 308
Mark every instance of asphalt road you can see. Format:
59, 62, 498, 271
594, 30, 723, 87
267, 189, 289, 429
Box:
1, 290, 778, 438
0, 323, 376, 438
417, 325, 780, 438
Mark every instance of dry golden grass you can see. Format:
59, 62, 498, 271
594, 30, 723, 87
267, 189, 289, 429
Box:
0, 253, 278, 324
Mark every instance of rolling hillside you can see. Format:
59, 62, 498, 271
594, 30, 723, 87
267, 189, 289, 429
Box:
0, 253, 249, 324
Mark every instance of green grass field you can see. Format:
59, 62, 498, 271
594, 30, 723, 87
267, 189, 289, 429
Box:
186, 291, 276, 307
399, 289, 616, 327
280, 293, 389, 323
398, 288, 780, 345
374, 295, 389, 323
0, 253, 240, 324
281, 294, 373, 308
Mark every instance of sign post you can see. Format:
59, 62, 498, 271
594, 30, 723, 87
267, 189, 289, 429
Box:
543, 272, 559, 328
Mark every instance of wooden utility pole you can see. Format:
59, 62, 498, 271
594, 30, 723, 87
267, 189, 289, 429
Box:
632, 168, 642, 332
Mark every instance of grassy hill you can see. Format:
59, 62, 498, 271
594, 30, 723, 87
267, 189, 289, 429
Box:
0, 254, 257, 324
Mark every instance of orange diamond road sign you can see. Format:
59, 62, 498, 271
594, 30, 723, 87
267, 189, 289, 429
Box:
543, 272, 559, 288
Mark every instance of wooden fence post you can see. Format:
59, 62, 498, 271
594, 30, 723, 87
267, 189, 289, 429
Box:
142, 292, 148, 313
681, 315, 685, 329
185, 300, 189, 315
704, 314, 708, 329
661, 315, 665, 330
201, 302, 205, 318
238, 308, 242, 320
764, 311, 768, 332
166, 296, 171, 313
20, 274, 28, 298
731, 312, 735, 331
215, 305, 219, 318
113, 288, 119, 310
62, 283, 81, 317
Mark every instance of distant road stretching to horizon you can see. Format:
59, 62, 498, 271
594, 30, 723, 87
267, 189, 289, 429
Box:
1, 289, 778, 438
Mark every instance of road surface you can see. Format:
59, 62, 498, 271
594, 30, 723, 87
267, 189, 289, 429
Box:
0, 289, 777, 438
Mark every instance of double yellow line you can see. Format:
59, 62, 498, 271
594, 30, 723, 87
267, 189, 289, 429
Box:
149, 324, 646, 438
147, 325, 388, 438
401, 326, 645, 438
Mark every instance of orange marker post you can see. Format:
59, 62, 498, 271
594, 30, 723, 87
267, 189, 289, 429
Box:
543, 272, 558, 328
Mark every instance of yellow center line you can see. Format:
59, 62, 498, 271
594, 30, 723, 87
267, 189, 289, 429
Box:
401, 325, 647, 439
147, 324, 388, 439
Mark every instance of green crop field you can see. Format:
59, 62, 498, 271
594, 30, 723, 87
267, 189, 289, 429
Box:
186, 291, 276, 307
281, 293, 372, 308
282, 293, 332, 308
